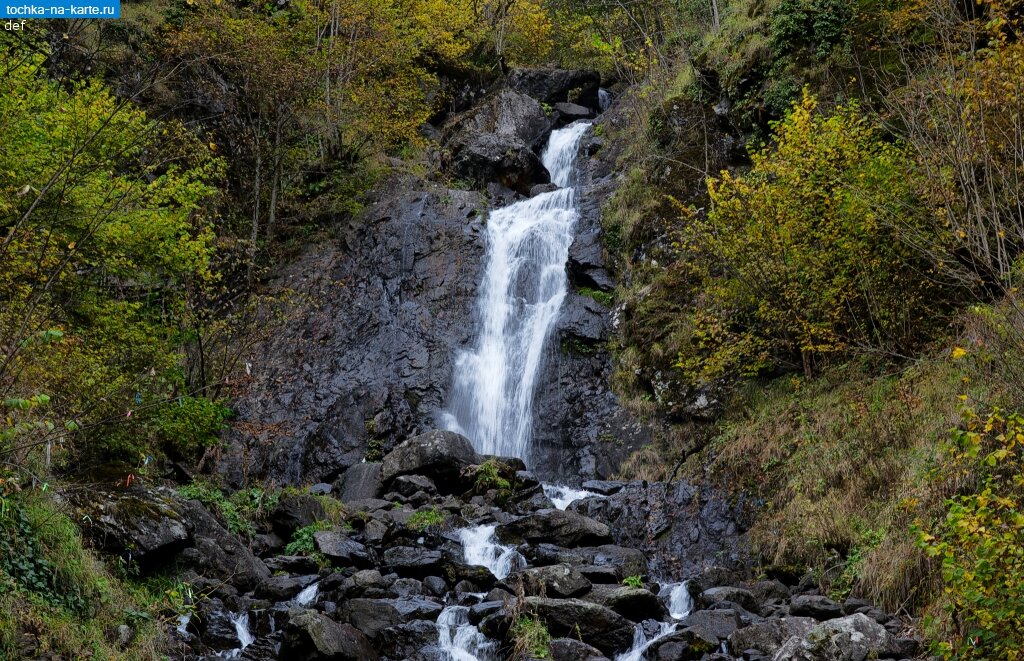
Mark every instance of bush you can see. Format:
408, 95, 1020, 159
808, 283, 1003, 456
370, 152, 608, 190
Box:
921, 407, 1024, 659
285, 521, 332, 556
177, 482, 275, 537
149, 396, 231, 459
679, 91, 945, 381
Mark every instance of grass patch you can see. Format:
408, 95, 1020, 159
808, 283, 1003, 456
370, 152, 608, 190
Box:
510, 614, 552, 659
408, 507, 446, 532
0, 490, 164, 659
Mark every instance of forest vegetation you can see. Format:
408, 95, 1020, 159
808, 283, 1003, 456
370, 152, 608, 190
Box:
2, 0, 1024, 658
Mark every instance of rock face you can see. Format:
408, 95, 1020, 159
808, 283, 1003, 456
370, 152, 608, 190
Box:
507, 67, 601, 108
496, 508, 612, 547
213, 176, 487, 486
571, 480, 748, 578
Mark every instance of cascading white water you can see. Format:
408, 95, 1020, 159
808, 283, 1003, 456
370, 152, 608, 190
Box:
459, 524, 524, 580
614, 582, 694, 661
293, 581, 319, 607
442, 122, 591, 460
436, 605, 500, 661
542, 483, 602, 510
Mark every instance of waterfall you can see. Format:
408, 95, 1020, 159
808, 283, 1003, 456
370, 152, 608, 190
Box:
442, 122, 591, 460
436, 605, 500, 661
293, 581, 319, 607
614, 582, 694, 660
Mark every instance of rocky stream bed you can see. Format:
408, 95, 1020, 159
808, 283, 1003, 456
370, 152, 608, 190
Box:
71, 431, 923, 661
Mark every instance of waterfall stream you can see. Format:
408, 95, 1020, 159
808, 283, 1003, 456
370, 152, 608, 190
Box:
442, 122, 591, 460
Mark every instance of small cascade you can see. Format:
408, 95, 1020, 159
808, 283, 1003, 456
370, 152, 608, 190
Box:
542, 483, 602, 510
615, 582, 694, 660
665, 581, 694, 620
176, 613, 191, 636
436, 605, 500, 661
293, 581, 319, 607
599, 88, 613, 111
459, 525, 524, 580
217, 612, 255, 658
443, 122, 592, 461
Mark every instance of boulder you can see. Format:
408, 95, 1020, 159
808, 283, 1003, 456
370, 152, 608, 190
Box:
647, 627, 720, 660
376, 619, 440, 660
789, 595, 843, 621
507, 68, 601, 109
496, 509, 612, 547
391, 474, 437, 497
71, 486, 190, 569
728, 617, 816, 657
582, 584, 667, 621
255, 575, 317, 602
380, 430, 479, 494
550, 637, 610, 661
505, 564, 592, 599
336, 463, 383, 502
343, 598, 443, 641
522, 597, 634, 656
176, 499, 270, 591
282, 609, 378, 660
449, 132, 550, 195
770, 613, 901, 661
453, 89, 552, 149
270, 495, 326, 539
313, 531, 372, 567
568, 232, 615, 291
382, 546, 445, 578
678, 608, 742, 641
583, 545, 648, 579
701, 586, 759, 612
554, 101, 593, 124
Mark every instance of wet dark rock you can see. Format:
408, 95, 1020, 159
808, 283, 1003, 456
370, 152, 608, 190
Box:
507, 68, 601, 109
282, 609, 377, 660
336, 463, 383, 502
381, 546, 445, 578
554, 101, 593, 124
192, 598, 241, 650
580, 480, 624, 494
550, 637, 610, 661
578, 565, 620, 584
391, 474, 437, 497
252, 533, 286, 557
505, 564, 592, 598
496, 509, 612, 547
380, 430, 479, 494
255, 575, 317, 602
375, 619, 439, 660
678, 608, 742, 641
573, 481, 746, 578
270, 495, 326, 539
313, 531, 372, 567
648, 627, 719, 660
176, 499, 270, 591
531, 183, 560, 196
468, 600, 505, 625
343, 598, 443, 641
790, 595, 843, 621
701, 586, 759, 612
423, 575, 447, 596
264, 555, 320, 575
568, 232, 614, 292
582, 584, 667, 622
558, 293, 607, 344
390, 577, 424, 598
522, 597, 634, 656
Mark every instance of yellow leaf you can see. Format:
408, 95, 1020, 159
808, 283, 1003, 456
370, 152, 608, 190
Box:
952, 347, 968, 359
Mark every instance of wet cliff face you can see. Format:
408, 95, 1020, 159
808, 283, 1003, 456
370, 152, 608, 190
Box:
216, 179, 487, 486
217, 71, 648, 488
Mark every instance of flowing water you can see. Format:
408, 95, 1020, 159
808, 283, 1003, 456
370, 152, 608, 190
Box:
542, 483, 602, 510
436, 605, 500, 661
293, 581, 319, 607
458, 524, 524, 580
615, 582, 694, 661
442, 122, 591, 460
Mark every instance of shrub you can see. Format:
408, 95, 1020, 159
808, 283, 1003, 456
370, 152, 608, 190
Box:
920, 407, 1024, 659
149, 396, 231, 459
177, 482, 272, 537
679, 91, 945, 380
285, 521, 332, 556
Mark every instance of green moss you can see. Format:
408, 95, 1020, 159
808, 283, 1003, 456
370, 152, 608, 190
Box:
578, 287, 614, 307
408, 507, 446, 532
